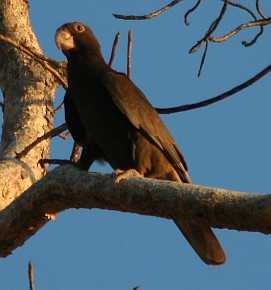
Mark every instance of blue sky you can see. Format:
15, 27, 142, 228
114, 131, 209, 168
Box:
1, 1, 271, 289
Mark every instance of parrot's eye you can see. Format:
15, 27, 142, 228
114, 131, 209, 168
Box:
74, 23, 84, 32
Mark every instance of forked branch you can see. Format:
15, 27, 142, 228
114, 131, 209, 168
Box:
113, 1, 271, 74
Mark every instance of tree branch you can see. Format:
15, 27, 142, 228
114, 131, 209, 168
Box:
189, 1, 228, 54
113, 0, 182, 20
0, 165, 270, 258
108, 32, 121, 67
156, 64, 271, 114
208, 18, 271, 44
256, 0, 267, 19
0, 34, 67, 89
16, 123, 68, 160
127, 30, 132, 79
184, 0, 202, 26
28, 261, 35, 290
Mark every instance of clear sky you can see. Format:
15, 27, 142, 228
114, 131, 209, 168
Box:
1, 1, 271, 289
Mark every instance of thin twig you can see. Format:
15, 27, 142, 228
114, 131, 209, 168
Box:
40, 61, 67, 89
156, 64, 271, 114
108, 32, 121, 67
16, 123, 67, 160
208, 18, 271, 43
59, 131, 71, 140
225, 0, 265, 47
127, 30, 132, 79
0, 34, 67, 88
190, 1, 270, 71
197, 40, 208, 77
225, 0, 258, 20
0, 34, 61, 67
256, 0, 267, 19
242, 28, 264, 47
54, 100, 64, 113
184, 0, 202, 26
28, 261, 35, 290
190, 1, 228, 53
39, 158, 74, 166
113, 0, 182, 20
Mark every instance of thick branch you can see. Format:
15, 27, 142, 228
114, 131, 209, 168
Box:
0, 165, 270, 258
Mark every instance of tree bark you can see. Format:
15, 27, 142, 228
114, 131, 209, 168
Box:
0, 164, 270, 258
0, 0, 59, 210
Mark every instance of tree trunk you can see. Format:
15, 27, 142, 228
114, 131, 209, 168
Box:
0, 0, 59, 210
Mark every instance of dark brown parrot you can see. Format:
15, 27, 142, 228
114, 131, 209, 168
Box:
55, 22, 226, 265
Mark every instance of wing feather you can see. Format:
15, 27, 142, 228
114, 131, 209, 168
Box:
101, 71, 191, 182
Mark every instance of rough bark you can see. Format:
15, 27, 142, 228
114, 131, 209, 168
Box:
0, 164, 270, 258
0, 0, 59, 210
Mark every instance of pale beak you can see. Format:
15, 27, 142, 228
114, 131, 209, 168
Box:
55, 27, 75, 51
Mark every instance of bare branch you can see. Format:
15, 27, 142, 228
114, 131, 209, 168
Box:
112, 0, 270, 73
190, 1, 228, 53
108, 32, 121, 67
208, 18, 271, 43
127, 30, 132, 79
16, 123, 67, 160
156, 64, 271, 114
0, 165, 271, 258
187, 2, 271, 71
226, 0, 258, 20
0, 33, 67, 89
0, 34, 60, 67
28, 261, 35, 290
242, 28, 264, 47
256, 0, 267, 19
54, 100, 64, 114
39, 159, 73, 166
224, 0, 265, 47
197, 40, 209, 77
113, 0, 182, 20
184, 0, 202, 26
59, 131, 71, 140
